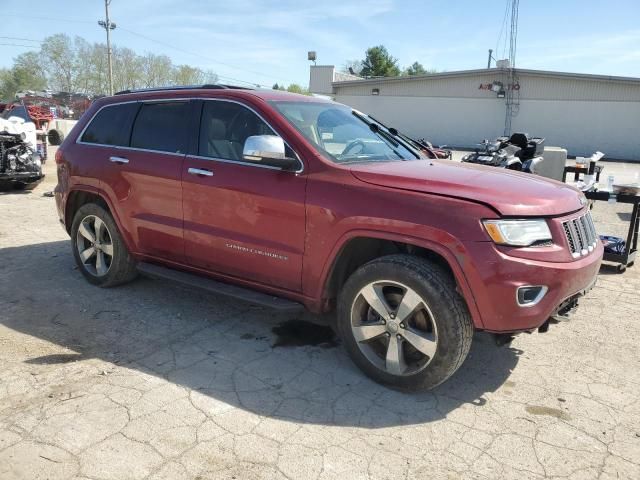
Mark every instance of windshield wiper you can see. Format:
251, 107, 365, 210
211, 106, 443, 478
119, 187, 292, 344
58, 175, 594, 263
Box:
351, 111, 401, 147
365, 114, 429, 153
352, 111, 419, 159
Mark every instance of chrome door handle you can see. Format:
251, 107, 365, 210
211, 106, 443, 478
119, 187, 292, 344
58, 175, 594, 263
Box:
109, 156, 129, 164
188, 167, 214, 177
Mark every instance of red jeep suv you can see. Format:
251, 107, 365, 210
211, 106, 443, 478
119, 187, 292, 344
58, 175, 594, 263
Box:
54, 85, 602, 390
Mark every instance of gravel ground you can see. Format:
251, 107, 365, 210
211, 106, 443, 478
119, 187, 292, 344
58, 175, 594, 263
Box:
0, 155, 639, 480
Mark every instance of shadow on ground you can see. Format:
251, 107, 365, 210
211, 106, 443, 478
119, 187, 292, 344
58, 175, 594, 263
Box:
0, 240, 522, 428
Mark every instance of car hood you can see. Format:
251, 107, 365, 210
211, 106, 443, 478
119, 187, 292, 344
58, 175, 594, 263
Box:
349, 159, 584, 216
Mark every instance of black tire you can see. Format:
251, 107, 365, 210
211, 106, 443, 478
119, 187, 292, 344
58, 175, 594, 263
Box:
70, 203, 137, 287
337, 254, 473, 391
48, 129, 64, 146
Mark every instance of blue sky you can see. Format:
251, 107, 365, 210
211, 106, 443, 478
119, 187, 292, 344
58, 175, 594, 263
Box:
2, 0, 640, 87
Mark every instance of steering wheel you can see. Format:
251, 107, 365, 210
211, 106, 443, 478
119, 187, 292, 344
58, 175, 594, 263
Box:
342, 139, 366, 156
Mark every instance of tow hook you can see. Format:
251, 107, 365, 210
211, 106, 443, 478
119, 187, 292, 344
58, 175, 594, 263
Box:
539, 299, 580, 333
538, 320, 551, 333
494, 333, 515, 346
551, 299, 579, 323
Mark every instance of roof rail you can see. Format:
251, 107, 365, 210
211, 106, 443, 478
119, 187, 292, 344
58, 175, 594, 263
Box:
114, 84, 254, 95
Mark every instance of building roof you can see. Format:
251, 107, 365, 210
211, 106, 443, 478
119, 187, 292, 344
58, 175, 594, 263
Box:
332, 67, 640, 86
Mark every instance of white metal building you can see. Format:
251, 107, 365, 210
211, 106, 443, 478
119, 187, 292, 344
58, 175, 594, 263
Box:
309, 65, 640, 160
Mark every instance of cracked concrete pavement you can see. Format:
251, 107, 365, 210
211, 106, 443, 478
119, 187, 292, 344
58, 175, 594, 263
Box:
0, 157, 639, 479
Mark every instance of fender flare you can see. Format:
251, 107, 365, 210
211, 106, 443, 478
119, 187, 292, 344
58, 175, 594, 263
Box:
318, 229, 485, 329
65, 185, 136, 254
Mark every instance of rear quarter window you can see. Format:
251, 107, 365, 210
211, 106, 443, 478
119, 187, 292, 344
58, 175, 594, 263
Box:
130, 102, 189, 154
80, 103, 138, 146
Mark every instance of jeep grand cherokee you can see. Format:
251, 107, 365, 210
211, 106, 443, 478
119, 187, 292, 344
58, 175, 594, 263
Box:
54, 85, 602, 390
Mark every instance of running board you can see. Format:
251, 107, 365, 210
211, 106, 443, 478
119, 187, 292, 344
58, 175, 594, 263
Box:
137, 262, 304, 312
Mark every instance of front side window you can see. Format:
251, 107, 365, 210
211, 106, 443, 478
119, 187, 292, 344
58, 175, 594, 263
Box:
131, 102, 189, 154
80, 103, 138, 146
271, 101, 417, 164
198, 101, 275, 161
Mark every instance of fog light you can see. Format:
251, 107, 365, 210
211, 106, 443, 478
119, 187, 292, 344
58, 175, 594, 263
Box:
517, 286, 548, 307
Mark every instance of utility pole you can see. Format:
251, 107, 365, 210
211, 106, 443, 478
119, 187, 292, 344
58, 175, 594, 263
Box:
487, 49, 493, 69
504, 0, 520, 136
98, 0, 116, 95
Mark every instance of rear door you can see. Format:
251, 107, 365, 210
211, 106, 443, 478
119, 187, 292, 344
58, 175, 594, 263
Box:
181, 99, 306, 292
97, 100, 192, 261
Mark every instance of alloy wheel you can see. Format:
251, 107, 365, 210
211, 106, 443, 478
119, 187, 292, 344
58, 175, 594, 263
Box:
76, 215, 114, 277
350, 280, 438, 376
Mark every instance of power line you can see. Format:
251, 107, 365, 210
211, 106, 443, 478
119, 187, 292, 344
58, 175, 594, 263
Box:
117, 27, 293, 86
117, 28, 261, 87
0, 43, 40, 48
1, 12, 295, 87
494, 0, 511, 60
504, 0, 520, 136
0, 36, 43, 43
2, 13, 94, 24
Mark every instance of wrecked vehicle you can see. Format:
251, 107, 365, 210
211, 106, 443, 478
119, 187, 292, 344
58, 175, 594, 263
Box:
55, 86, 602, 390
0, 115, 44, 189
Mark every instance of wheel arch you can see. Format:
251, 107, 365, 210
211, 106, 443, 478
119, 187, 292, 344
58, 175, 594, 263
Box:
65, 187, 135, 253
319, 232, 484, 328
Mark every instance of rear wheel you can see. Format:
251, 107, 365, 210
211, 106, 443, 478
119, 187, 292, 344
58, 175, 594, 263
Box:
70, 203, 137, 287
337, 254, 473, 390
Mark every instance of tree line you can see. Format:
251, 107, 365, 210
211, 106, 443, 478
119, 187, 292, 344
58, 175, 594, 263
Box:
345, 45, 438, 77
0, 33, 218, 101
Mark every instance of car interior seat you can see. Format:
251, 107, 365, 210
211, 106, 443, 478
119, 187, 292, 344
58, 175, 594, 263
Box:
203, 118, 239, 160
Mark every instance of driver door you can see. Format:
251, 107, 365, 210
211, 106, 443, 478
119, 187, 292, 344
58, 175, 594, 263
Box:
181, 99, 307, 292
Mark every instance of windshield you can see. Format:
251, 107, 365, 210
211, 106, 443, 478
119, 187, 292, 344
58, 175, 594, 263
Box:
1, 106, 30, 122
271, 101, 418, 164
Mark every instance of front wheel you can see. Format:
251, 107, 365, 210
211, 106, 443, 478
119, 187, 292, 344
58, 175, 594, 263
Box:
337, 254, 473, 391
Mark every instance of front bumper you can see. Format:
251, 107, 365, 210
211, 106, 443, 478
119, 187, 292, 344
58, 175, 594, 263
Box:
461, 240, 603, 333
0, 172, 44, 183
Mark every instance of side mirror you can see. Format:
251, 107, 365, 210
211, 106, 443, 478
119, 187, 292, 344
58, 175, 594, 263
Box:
243, 135, 300, 171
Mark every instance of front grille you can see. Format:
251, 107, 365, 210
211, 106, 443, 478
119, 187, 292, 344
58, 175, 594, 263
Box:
562, 211, 598, 258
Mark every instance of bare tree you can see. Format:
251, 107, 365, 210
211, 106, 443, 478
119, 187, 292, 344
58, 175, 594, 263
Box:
34, 33, 219, 96
41, 34, 78, 92
139, 53, 173, 88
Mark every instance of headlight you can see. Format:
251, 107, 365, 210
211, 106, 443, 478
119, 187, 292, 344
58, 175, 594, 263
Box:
483, 219, 552, 246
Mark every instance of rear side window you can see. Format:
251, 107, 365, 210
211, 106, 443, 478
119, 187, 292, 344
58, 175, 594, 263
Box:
80, 103, 138, 146
131, 102, 189, 154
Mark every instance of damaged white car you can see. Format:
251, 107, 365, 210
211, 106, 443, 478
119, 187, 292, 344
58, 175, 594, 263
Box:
0, 112, 44, 189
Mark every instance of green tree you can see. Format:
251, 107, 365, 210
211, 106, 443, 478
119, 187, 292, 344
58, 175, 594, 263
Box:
0, 52, 47, 101
360, 45, 400, 77
5, 32, 219, 97
404, 61, 438, 76
286, 83, 303, 94
285, 83, 310, 95
404, 61, 426, 76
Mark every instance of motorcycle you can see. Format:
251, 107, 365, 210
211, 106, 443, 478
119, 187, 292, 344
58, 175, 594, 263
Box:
462, 132, 545, 174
